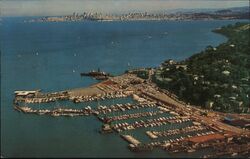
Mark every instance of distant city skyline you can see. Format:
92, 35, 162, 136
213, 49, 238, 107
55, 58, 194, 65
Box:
1, 0, 249, 17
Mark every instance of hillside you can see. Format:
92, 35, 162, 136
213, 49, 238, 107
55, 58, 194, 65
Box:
153, 22, 250, 113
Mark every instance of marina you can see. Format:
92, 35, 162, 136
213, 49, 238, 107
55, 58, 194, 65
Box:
13, 72, 250, 157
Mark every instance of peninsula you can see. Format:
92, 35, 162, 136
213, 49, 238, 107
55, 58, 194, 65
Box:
152, 22, 250, 113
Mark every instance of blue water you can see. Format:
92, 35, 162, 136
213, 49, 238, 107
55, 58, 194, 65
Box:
1, 17, 246, 157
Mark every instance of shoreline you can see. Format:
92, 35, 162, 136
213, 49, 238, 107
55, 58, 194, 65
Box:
25, 18, 249, 23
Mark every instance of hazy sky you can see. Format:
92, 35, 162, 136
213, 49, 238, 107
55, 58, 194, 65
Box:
1, 0, 249, 16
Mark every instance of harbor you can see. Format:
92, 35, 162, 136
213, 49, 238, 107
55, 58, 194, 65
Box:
13, 72, 250, 157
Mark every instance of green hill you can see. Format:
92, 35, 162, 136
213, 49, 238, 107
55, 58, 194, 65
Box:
153, 22, 250, 113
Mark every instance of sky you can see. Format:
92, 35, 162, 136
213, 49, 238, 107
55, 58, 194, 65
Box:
0, 0, 249, 16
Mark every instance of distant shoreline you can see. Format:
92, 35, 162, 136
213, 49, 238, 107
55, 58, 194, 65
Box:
25, 18, 249, 23
24, 9, 249, 23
